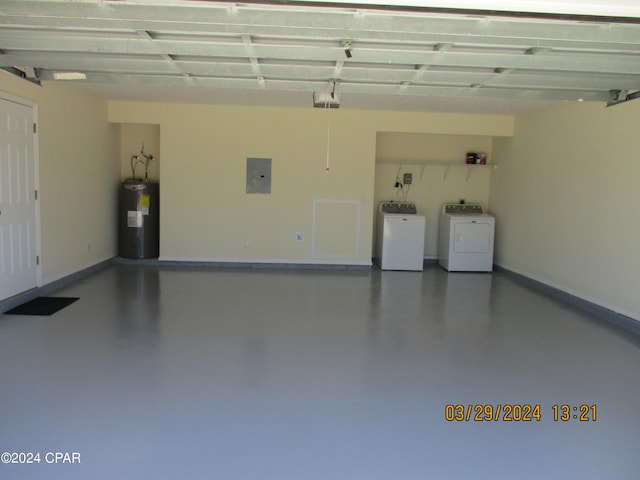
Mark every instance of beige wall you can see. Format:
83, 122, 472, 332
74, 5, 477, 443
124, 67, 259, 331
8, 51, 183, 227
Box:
109, 101, 513, 265
0, 73, 120, 285
375, 132, 495, 257
491, 101, 640, 320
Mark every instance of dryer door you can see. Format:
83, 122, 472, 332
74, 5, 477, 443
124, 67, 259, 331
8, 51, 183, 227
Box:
453, 221, 493, 253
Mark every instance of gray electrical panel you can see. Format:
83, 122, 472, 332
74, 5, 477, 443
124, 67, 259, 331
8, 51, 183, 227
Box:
246, 157, 272, 194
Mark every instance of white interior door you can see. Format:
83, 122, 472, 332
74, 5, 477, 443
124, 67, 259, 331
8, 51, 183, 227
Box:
0, 96, 39, 300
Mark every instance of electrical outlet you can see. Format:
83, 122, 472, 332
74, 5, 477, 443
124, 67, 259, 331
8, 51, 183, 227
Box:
403, 173, 412, 185
295, 232, 304, 242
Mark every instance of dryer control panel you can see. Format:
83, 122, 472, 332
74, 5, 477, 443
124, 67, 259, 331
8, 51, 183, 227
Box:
381, 202, 417, 214
443, 204, 484, 215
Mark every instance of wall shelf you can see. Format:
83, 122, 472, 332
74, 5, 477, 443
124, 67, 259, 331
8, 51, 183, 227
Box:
376, 161, 497, 182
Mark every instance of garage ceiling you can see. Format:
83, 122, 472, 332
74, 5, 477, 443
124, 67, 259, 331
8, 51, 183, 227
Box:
1, 0, 640, 114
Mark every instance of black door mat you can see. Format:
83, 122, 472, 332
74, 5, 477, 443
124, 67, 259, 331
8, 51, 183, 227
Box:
5, 297, 79, 316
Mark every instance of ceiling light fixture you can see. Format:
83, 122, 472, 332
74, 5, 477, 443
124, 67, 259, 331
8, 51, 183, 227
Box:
52, 71, 86, 80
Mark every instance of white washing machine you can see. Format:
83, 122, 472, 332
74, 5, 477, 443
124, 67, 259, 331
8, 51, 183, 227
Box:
438, 203, 495, 272
376, 202, 426, 271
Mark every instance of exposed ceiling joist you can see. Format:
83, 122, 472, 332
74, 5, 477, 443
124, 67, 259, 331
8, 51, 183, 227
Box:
1, 0, 640, 114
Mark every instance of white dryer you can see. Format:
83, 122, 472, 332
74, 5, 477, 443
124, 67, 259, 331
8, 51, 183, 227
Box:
438, 203, 495, 272
376, 202, 425, 271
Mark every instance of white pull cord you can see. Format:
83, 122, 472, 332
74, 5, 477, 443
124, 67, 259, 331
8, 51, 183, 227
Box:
325, 100, 331, 173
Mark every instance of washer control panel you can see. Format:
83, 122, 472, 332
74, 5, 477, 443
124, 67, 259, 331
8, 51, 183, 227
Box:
381, 202, 418, 214
443, 204, 484, 215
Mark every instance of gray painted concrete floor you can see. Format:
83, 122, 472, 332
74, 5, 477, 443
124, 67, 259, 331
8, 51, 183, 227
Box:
1, 265, 639, 480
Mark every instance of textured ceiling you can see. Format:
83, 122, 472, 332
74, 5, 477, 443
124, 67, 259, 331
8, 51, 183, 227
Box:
1, 0, 640, 114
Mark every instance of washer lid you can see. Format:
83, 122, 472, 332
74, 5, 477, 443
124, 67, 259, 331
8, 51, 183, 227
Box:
381, 202, 418, 214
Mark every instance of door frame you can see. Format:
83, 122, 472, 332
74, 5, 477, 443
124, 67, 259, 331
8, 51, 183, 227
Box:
0, 90, 42, 296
